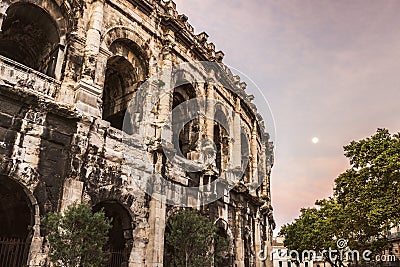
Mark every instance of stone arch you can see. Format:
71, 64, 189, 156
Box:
101, 37, 149, 131
1, 0, 69, 35
97, 27, 153, 85
0, 175, 40, 267
91, 196, 135, 267
101, 26, 152, 62
214, 105, 231, 175
0, 0, 68, 79
171, 82, 200, 162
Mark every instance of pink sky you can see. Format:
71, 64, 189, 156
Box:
173, 0, 400, 234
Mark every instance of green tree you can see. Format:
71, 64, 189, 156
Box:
334, 128, 400, 254
165, 209, 228, 267
280, 198, 347, 266
214, 230, 230, 267
280, 129, 400, 265
42, 203, 112, 267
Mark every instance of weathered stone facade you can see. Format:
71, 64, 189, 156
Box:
0, 0, 275, 266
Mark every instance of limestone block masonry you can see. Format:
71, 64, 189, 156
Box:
0, 0, 275, 266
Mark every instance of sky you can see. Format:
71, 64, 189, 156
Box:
173, 0, 400, 235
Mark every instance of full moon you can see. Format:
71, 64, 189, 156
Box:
312, 137, 319, 144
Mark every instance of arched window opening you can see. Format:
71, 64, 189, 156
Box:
103, 56, 136, 130
171, 84, 198, 159
93, 201, 133, 267
103, 39, 147, 131
0, 3, 60, 77
213, 109, 230, 175
241, 131, 251, 183
0, 176, 33, 266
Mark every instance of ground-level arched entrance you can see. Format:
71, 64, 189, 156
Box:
93, 200, 134, 267
0, 175, 36, 267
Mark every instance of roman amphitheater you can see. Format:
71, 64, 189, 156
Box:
0, 0, 275, 266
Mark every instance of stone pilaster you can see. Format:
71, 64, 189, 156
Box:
146, 196, 166, 267
235, 208, 245, 267
232, 98, 242, 169
259, 145, 268, 196
59, 179, 84, 213
54, 37, 66, 81
75, 0, 105, 117
82, 0, 105, 83
254, 213, 264, 267
250, 121, 258, 187
0, 11, 6, 32
205, 83, 215, 139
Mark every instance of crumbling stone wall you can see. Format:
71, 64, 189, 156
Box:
0, 0, 275, 266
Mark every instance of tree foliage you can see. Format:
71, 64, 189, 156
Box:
165, 209, 229, 267
42, 203, 112, 267
280, 129, 400, 264
334, 129, 400, 253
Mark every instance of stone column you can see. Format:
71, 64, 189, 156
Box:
146, 196, 166, 267
205, 83, 215, 140
250, 121, 258, 187
231, 98, 242, 169
0, 11, 6, 31
144, 40, 173, 267
254, 213, 264, 267
53, 35, 67, 81
202, 82, 216, 191
82, 0, 104, 82
151, 35, 174, 141
60, 179, 84, 213
75, 0, 105, 117
235, 207, 245, 267
259, 145, 268, 196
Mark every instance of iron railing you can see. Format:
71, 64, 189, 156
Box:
107, 248, 129, 267
0, 237, 28, 267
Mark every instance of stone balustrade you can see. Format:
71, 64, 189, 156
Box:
0, 55, 61, 100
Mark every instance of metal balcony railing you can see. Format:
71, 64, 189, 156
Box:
0, 54, 61, 100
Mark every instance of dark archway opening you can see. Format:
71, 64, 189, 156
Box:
0, 3, 60, 77
241, 131, 251, 183
213, 109, 229, 175
244, 226, 254, 267
93, 201, 133, 267
171, 85, 199, 160
102, 39, 147, 132
214, 226, 231, 267
102, 56, 136, 130
0, 176, 33, 266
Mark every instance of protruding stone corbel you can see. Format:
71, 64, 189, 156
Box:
239, 81, 247, 90
196, 32, 209, 44
165, 0, 177, 17
215, 51, 225, 63
233, 75, 241, 86
186, 23, 194, 34
178, 14, 188, 22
